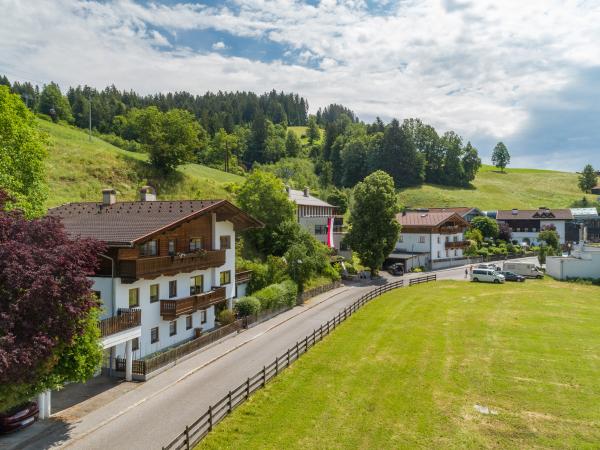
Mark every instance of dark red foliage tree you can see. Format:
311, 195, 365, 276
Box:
498, 222, 512, 242
0, 191, 104, 406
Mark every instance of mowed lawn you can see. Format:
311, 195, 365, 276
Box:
397, 165, 593, 210
199, 280, 600, 449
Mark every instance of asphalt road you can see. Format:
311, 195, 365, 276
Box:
19, 257, 537, 450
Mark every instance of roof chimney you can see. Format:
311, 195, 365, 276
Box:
140, 185, 156, 202
102, 188, 116, 206
511, 208, 518, 215
303, 186, 309, 197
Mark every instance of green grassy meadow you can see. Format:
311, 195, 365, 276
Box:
398, 165, 592, 210
199, 280, 600, 449
39, 119, 243, 207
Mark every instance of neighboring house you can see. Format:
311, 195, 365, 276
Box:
591, 185, 600, 195
389, 211, 470, 271
49, 187, 262, 380
547, 243, 600, 280
496, 208, 573, 245
286, 186, 350, 258
425, 207, 484, 223
570, 208, 599, 243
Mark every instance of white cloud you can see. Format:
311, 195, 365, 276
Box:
1, 0, 600, 169
212, 41, 228, 50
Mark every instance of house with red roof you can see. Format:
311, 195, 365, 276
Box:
389, 209, 470, 271
49, 186, 262, 380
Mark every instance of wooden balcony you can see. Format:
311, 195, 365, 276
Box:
445, 240, 469, 249
98, 309, 141, 338
118, 250, 226, 281
160, 286, 227, 320
438, 225, 464, 234
235, 269, 252, 284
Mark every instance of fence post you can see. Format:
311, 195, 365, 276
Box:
246, 377, 250, 399
275, 356, 279, 375
185, 425, 190, 450
208, 405, 213, 432
262, 365, 266, 386
312, 328, 316, 344
304, 335, 308, 351
228, 390, 232, 413
287, 347, 290, 366
296, 341, 299, 357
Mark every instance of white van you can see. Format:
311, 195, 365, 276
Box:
503, 262, 543, 279
471, 268, 505, 284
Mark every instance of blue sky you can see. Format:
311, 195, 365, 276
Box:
1, 0, 600, 171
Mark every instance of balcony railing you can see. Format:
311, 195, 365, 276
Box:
118, 250, 226, 281
438, 225, 463, 234
98, 309, 141, 338
160, 286, 227, 320
235, 270, 253, 284
445, 240, 469, 249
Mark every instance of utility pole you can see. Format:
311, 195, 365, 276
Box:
224, 140, 229, 173
88, 92, 92, 142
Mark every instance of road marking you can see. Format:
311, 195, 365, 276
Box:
59, 286, 359, 448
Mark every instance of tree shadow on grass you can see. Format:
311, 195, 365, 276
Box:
118, 155, 189, 197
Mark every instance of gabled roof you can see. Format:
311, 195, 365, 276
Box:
396, 211, 469, 228
48, 200, 263, 246
497, 208, 573, 221
420, 207, 482, 217
287, 189, 334, 208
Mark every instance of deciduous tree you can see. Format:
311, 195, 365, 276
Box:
471, 216, 499, 239
346, 171, 401, 275
0, 192, 104, 410
492, 142, 510, 172
578, 164, 597, 193
0, 86, 47, 217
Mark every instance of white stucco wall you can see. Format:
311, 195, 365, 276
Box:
547, 245, 600, 280
511, 220, 568, 245
396, 232, 464, 262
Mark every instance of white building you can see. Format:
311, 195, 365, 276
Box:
49, 187, 262, 380
496, 208, 573, 245
389, 210, 470, 271
547, 244, 600, 280
286, 186, 350, 258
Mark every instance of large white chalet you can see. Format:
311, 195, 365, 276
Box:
49, 187, 261, 380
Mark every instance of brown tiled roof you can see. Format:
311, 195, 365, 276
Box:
396, 211, 467, 227
496, 208, 573, 221
48, 200, 262, 246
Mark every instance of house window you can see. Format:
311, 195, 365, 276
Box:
220, 235, 231, 249
437, 251, 440, 258
128, 288, 139, 308
418, 236, 426, 244
149, 284, 159, 303
437, 236, 440, 244
186, 315, 193, 330
445, 236, 449, 242
132, 337, 139, 351
446, 250, 449, 258
140, 240, 158, 257
220, 270, 231, 285
398, 235, 403, 243
314, 225, 327, 235
169, 320, 177, 336
189, 238, 203, 252
93, 290, 101, 299
200, 310, 207, 324
453, 236, 458, 242
190, 275, 204, 295
168, 239, 177, 256
454, 249, 458, 256
150, 327, 159, 344
169, 280, 177, 298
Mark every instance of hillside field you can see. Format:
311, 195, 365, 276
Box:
398, 165, 593, 210
39, 119, 243, 208
199, 279, 600, 449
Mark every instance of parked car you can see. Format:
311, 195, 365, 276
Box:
0, 402, 38, 434
504, 262, 544, 279
387, 263, 404, 276
500, 271, 525, 282
471, 268, 505, 284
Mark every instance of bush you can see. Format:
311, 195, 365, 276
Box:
235, 296, 261, 317
253, 280, 298, 310
98, 133, 143, 152
218, 309, 236, 325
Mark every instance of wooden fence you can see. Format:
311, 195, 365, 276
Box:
408, 274, 437, 286
163, 275, 436, 450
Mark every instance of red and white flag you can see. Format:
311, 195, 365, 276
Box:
326, 216, 334, 248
